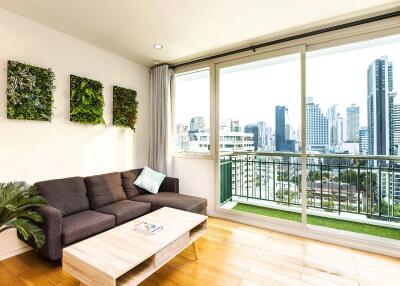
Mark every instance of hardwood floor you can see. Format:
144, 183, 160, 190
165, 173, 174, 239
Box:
1, 217, 400, 286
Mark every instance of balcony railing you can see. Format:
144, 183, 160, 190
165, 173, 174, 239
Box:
220, 152, 400, 222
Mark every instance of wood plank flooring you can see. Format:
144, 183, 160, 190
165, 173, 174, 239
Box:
1, 217, 400, 286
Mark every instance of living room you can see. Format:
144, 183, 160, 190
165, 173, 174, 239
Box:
1, 1, 400, 285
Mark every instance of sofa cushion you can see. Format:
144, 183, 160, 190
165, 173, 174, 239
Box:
35, 177, 89, 216
120, 169, 147, 198
85, 172, 127, 209
95, 200, 151, 225
130, 192, 207, 214
134, 167, 166, 194
62, 210, 115, 245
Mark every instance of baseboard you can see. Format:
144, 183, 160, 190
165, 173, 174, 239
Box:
0, 245, 32, 261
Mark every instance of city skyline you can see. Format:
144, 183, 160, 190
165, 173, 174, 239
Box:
175, 34, 400, 155
218, 34, 400, 128
176, 86, 398, 156
176, 36, 400, 135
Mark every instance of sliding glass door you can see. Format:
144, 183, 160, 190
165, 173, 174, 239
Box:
218, 49, 303, 224
217, 32, 400, 241
305, 34, 400, 239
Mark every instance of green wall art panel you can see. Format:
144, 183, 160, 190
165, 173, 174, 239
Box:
113, 86, 138, 130
7, 60, 56, 121
70, 75, 105, 126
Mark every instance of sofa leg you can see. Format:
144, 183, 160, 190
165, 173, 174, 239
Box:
192, 241, 199, 260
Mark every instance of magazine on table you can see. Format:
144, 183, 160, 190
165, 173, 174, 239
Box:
133, 221, 163, 235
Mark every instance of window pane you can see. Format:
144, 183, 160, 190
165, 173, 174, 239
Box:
307, 34, 400, 156
219, 53, 301, 152
306, 34, 400, 232
174, 68, 210, 155
218, 53, 302, 222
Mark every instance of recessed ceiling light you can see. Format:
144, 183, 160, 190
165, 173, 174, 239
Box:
153, 43, 163, 49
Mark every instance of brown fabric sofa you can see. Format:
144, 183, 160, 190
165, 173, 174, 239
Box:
18, 169, 207, 260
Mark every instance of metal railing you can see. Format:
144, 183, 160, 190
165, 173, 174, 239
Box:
220, 152, 400, 222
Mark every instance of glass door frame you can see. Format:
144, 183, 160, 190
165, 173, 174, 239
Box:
214, 26, 400, 240
214, 45, 308, 227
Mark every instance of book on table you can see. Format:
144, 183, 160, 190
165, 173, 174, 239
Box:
133, 221, 163, 235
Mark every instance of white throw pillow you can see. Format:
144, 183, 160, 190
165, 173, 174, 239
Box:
134, 166, 166, 194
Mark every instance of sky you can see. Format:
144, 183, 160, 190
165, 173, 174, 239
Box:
175, 69, 210, 127
175, 33, 400, 134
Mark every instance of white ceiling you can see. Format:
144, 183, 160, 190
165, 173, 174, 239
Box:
0, 0, 398, 67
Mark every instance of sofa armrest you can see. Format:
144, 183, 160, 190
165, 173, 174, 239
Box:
19, 205, 63, 260
38, 205, 63, 260
159, 177, 179, 193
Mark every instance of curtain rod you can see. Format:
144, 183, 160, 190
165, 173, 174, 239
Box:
169, 10, 400, 69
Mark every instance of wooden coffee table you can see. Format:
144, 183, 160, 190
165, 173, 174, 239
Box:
62, 207, 208, 286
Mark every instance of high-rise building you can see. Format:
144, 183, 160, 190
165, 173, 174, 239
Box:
336, 114, 345, 144
189, 116, 205, 132
346, 104, 360, 142
327, 105, 346, 152
244, 121, 269, 151
244, 124, 259, 151
257, 121, 267, 150
230, 120, 241, 132
306, 97, 329, 153
275, 106, 287, 151
327, 105, 337, 151
393, 104, 400, 155
175, 124, 189, 152
275, 106, 295, 152
367, 56, 397, 156
359, 127, 368, 155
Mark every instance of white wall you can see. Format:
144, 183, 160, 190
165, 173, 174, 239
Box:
0, 9, 149, 260
172, 158, 216, 215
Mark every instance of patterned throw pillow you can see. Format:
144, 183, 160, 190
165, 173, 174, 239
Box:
134, 167, 166, 194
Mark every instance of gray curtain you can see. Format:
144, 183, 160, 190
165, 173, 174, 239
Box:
149, 65, 174, 175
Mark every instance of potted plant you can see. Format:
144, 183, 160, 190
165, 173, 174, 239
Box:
0, 182, 46, 248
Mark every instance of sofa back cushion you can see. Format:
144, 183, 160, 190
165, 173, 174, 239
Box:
85, 172, 126, 209
120, 169, 147, 199
34, 177, 89, 216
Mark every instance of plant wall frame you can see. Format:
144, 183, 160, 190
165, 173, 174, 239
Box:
7, 60, 56, 121
70, 75, 105, 126
113, 86, 138, 130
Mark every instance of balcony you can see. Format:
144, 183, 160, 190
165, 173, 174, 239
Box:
220, 152, 400, 240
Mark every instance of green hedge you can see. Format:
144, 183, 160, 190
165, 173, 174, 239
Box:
113, 86, 138, 130
70, 75, 105, 125
7, 61, 55, 121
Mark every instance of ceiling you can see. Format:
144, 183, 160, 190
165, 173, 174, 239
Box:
0, 0, 398, 67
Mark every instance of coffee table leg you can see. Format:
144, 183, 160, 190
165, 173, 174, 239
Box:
192, 241, 199, 260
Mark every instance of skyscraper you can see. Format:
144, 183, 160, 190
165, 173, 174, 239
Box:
306, 97, 329, 153
231, 120, 241, 132
265, 126, 274, 151
367, 56, 396, 155
327, 105, 337, 152
275, 106, 287, 151
244, 124, 259, 151
359, 127, 368, 155
257, 121, 267, 150
346, 104, 360, 142
189, 116, 205, 132
275, 106, 295, 152
393, 104, 400, 155
327, 105, 346, 152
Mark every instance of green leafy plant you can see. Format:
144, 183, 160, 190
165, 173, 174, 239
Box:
0, 182, 46, 248
70, 75, 105, 125
113, 86, 138, 130
7, 60, 55, 121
